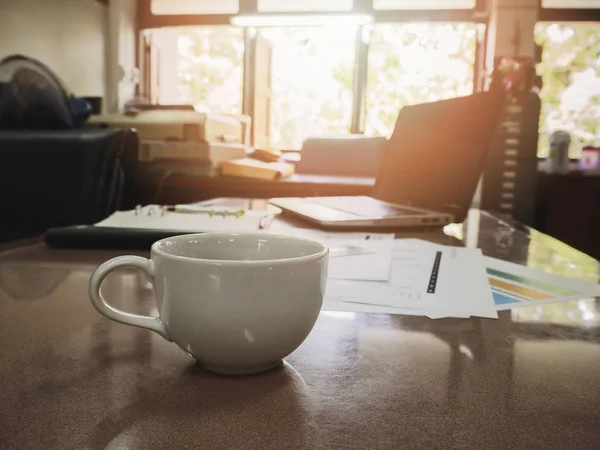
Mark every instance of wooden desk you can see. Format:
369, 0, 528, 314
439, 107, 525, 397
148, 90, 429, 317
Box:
1, 210, 600, 449
128, 171, 375, 207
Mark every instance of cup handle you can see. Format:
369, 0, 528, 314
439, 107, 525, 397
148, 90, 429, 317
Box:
88, 255, 170, 340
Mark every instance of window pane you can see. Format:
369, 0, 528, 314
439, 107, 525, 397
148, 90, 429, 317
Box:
535, 23, 600, 158
259, 27, 355, 149
258, 0, 353, 12
365, 23, 476, 137
542, 0, 600, 8
374, 0, 475, 10
152, 26, 244, 115
151, 0, 239, 15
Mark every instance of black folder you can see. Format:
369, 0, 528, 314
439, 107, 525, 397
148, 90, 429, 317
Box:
43, 199, 267, 251
44, 225, 201, 251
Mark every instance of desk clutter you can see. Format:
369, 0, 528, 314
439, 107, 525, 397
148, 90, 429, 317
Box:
45, 201, 600, 320
96, 204, 269, 231
44, 203, 273, 250
221, 157, 294, 180
220, 147, 295, 180
319, 235, 600, 319
87, 109, 294, 181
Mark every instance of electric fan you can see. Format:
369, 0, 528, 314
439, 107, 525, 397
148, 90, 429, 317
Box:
0, 54, 91, 129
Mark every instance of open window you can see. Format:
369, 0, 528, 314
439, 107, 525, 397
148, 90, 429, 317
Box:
146, 26, 244, 115
256, 26, 356, 149
139, 0, 483, 149
535, 22, 600, 158
365, 22, 477, 137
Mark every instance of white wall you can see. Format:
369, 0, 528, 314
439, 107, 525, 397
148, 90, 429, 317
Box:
0, 0, 107, 97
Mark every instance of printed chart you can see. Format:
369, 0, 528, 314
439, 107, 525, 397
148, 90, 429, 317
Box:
485, 257, 600, 310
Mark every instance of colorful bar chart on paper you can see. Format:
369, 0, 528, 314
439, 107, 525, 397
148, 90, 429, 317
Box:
489, 270, 549, 306
383, 239, 600, 312
484, 258, 600, 310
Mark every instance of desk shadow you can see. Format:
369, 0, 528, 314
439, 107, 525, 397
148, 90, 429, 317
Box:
89, 361, 317, 450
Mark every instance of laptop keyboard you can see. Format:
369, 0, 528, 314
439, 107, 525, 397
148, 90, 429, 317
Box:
306, 196, 423, 218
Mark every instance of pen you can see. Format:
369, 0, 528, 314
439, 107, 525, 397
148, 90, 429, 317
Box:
162, 205, 246, 217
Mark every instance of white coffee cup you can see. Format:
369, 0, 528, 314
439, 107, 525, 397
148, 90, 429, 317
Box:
88, 232, 329, 375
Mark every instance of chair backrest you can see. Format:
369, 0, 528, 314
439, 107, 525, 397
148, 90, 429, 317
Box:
297, 136, 387, 177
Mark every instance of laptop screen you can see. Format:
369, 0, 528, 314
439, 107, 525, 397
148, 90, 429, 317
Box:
371, 92, 504, 223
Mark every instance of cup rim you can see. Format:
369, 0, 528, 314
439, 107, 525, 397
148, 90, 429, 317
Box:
151, 232, 329, 264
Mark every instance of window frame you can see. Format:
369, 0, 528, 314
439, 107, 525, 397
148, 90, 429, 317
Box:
138, 0, 488, 147
139, 0, 489, 28
539, 1, 600, 21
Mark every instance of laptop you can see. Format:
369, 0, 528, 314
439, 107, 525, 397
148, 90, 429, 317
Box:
269, 92, 503, 229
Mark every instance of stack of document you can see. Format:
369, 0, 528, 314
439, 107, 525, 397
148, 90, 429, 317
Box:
272, 230, 600, 319
276, 229, 495, 318
324, 237, 498, 319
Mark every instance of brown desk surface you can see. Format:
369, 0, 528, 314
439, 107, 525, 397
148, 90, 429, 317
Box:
1, 210, 600, 449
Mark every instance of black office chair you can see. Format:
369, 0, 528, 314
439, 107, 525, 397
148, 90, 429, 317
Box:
0, 128, 137, 243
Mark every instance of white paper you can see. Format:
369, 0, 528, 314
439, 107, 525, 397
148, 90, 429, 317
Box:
322, 298, 467, 319
96, 205, 266, 232
407, 239, 600, 311
270, 229, 395, 282
270, 228, 395, 241
327, 240, 392, 281
325, 239, 498, 319
485, 256, 600, 310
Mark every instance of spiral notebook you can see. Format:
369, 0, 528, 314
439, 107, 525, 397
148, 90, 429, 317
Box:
95, 204, 267, 232
44, 204, 269, 250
